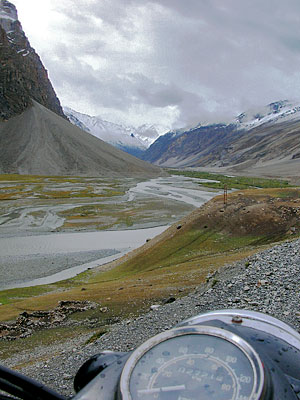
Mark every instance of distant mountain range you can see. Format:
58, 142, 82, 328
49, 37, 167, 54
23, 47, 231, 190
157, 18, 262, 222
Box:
235, 100, 300, 130
142, 100, 300, 180
64, 107, 165, 157
66, 99, 300, 178
1, 0, 300, 180
0, 1, 162, 178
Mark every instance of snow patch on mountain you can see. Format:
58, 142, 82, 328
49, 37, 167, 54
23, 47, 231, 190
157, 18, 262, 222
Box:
64, 108, 166, 154
0, 11, 15, 21
146, 99, 300, 158
166, 100, 300, 138
235, 100, 300, 130
64, 107, 147, 152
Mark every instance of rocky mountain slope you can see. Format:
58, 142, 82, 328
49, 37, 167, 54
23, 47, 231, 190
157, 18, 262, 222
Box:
0, 0, 65, 120
0, 101, 162, 177
143, 101, 300, 179
64, 107, 147, 157
0, 1, 162, 177
64, 107, 164, 157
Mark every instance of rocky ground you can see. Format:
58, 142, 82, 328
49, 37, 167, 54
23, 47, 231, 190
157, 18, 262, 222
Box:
2, 236, 300, 398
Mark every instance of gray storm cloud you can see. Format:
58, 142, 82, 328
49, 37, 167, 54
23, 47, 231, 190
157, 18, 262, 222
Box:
32, 0, 300, 128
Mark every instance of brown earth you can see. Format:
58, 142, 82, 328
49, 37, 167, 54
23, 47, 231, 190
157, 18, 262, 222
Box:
184, 188, 300, 238
99, 187, 300, 274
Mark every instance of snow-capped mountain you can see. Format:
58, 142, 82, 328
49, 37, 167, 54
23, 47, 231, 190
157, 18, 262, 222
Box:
64, 107, 165, 157
235, 100, 300, 130
142, 99, 300, 175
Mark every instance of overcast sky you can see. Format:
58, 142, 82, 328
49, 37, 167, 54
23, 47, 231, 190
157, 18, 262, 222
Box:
12, 0, 300, 130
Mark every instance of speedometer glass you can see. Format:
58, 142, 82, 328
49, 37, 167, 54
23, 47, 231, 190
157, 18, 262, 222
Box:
119, 326, 264, 400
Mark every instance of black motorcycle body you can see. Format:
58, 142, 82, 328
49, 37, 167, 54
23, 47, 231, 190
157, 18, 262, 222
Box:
1, 309, 300, 400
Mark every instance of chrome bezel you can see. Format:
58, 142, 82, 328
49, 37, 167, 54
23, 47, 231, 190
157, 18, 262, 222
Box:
180, 309, 300, 350
119, 325, 265, 400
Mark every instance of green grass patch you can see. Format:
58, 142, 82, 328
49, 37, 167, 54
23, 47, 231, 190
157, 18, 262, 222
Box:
103, 188, 124, 197
270, 189, 300, 198
0, 174, 45, 183
0, 175, 127, 200
169, 170, 291, 190
85, 329, 108, 344
0, 285, 54, 306
37, 188, 124, 200
90, 228, 268, 284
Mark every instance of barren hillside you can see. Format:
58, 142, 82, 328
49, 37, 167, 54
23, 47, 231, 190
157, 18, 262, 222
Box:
0, 101, 163, 177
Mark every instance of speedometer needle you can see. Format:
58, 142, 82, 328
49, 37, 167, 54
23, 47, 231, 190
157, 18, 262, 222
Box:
138, 385, 186, 394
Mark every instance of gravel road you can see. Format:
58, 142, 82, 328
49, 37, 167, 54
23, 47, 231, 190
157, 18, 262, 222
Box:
2, 237, 300, 397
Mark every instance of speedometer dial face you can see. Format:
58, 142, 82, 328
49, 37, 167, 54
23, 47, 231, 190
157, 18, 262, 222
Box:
119, 326, 264, 400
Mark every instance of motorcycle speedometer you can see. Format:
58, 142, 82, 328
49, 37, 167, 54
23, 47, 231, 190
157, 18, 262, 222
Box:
119, 326, 265, 400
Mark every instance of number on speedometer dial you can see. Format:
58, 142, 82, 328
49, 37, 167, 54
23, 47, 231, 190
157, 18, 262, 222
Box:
119, 326, 265, 400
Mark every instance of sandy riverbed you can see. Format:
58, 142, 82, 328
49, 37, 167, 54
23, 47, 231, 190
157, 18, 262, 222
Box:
0, 176, 222, 289
0, 226, 168, 289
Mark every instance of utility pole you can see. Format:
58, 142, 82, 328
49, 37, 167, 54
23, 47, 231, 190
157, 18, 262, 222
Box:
224, 184, 228, 205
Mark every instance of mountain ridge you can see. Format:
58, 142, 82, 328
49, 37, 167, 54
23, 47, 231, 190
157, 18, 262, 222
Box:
64, 107, 167, 156
0, 101, 163, 177
64, 107, 148, 156
142, 100, 300, 180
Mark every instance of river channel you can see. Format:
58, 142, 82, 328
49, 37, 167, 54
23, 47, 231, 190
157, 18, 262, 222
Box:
0, 176, 222, 289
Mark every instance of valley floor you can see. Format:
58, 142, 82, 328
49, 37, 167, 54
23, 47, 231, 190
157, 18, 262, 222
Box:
0, 175, 221, 289
0, 172, 299, 398
188, 159, 300, 186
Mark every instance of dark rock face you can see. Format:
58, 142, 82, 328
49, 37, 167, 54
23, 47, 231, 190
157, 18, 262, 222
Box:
0, 1, 65, 120
0, 25, 31, 119
141, 130, 182, 164
143, 124, 240, 166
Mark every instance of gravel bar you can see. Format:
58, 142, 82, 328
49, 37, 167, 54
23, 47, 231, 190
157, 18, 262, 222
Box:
2, 238, 300, 397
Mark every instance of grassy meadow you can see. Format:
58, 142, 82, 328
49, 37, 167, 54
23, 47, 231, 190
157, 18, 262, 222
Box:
169, 169, 291, 189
